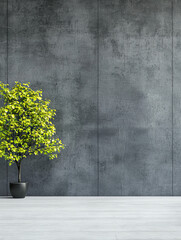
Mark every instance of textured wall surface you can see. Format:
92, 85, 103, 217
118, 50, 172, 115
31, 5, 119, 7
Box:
99, 0, 172, 196
0, 0, 180, 196
8, 0, 98, 196
0, 0, 7, 195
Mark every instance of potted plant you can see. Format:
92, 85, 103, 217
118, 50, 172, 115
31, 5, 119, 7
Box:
0, 82, 64, 198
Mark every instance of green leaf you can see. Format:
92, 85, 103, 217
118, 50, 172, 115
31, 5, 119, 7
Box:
0, 81, 65, 166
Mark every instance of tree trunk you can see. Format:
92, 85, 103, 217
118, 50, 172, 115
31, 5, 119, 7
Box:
16, 161, 22, 183
18, 164, 21, 182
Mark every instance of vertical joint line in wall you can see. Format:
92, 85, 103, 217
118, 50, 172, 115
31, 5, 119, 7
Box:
6, 0, 8, 196
97, 0, 100, 196
172, 0, 174, 196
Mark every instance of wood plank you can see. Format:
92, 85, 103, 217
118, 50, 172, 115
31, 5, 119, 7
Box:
0, 197, 181, 239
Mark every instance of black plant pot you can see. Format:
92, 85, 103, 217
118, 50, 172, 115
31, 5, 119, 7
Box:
10, 182, 28, 198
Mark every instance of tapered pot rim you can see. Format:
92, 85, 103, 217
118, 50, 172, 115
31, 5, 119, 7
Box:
10, 182, 28, 185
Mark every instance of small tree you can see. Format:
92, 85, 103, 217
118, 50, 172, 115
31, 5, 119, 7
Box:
0, 82, 64, 182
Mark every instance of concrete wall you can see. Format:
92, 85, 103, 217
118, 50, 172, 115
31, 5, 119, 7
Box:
0, 0, 180, 195
0, 0, 8, 195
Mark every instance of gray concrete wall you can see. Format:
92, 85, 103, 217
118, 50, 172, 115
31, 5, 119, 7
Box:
0, 0, 8, 195
0, 0, 180, 196
99, 0, 172, 196
8, 0, 98, 196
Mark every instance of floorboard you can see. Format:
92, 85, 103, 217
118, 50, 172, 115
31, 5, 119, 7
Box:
0, 197, 181, 240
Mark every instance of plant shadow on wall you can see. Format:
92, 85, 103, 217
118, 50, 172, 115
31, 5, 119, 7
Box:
0, 82, 64, 198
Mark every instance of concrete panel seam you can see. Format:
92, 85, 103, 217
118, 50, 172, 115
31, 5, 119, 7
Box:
172, 0, 174, 196
6, 0, 9, 196
97, 0, 100, 196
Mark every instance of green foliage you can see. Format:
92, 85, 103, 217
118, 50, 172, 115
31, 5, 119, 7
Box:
0, 81, 64, 166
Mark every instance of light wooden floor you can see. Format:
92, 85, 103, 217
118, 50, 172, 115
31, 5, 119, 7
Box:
0, 197, 181, 240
